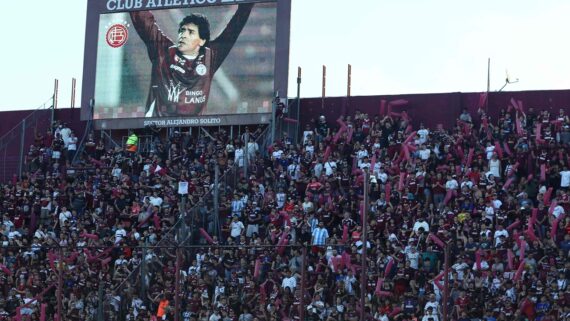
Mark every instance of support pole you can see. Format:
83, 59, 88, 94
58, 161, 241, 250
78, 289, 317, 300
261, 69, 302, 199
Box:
443, 245, 450, 321
52, 79, 58, 126
18, 119, 26, 179
97, 283, 105, 321
299, 246, 307, 321
347, 64, 352, 98
3, 147, 7, 184
141, 240, 148, 301
360, 170, 369, 321
57, 247, 64, 321
486, 58, 490, 113
174, 247, 181, 321
295, 67, 302, 143
71, 78, 77, 108
244, 132, 249, 179
271, 92, 278, 145
213, 164, 220, 239
346, 64, 352, 116
321, 65, 326, 110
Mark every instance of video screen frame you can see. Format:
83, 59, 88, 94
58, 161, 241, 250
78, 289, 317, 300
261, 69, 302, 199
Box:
81, 0, 290, 129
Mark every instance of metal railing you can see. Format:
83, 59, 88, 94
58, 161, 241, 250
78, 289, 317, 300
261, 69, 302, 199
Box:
5, 125, 273, 321
5, 243, 309, 321
0, 97, 54, 182
104, 125, 271, 320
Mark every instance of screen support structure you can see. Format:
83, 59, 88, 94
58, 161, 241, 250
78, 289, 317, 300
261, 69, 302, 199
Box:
295, 67, 302, 143
271, 91, 278, 145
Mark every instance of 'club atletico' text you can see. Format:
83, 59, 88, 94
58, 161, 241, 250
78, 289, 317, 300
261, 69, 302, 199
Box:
106, 0, 258, 12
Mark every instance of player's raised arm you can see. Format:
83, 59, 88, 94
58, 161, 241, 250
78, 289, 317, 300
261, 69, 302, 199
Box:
130, 11, 174, 60
210, 3, 254, 72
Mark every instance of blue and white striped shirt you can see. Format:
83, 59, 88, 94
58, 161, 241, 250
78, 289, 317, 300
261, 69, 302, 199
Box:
231, 199, 244, 216
312, 227, 329, 246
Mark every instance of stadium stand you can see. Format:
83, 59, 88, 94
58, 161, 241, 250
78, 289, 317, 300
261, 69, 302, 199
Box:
0, 100, 570, 321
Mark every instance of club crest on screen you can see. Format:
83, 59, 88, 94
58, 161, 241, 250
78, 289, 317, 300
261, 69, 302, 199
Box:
106, 23, 129, 48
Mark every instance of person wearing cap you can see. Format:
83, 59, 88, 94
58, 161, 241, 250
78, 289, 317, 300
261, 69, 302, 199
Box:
424, 294, 441, 321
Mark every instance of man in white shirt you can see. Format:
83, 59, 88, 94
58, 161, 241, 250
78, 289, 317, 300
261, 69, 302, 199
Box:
58, 206, 72, 227
2, 215, 14, 233
271, 146, 283, 160
491, 195, 502, 210
115, 254, 128, 266
358, 156, 371, 170
247, 139, 259, 160
417, 124, 429, 145
60, 124, 72, 147
287, 162, 301, 180
413, 217, 429, 235
234, 145, 245, 167
451, 257, 470, 281
304, 140, 315, 157
229, 216, 245, 240
7, 226, 22, 240
423, 295, 441, 319
460, 177, 473, 190
343, 270, 357, 295
356, 145, 369, 162
324, 160, 337, 176
281, 270, 297, 291
493, 225, 509, 246
376, 167, 388, 184
472, 259, 489, 271
303, 124, 314, 145
418, 144, 431, 161
445, 175, 459, 191
115, 224, 127, 244
406, 246, 420, 270
421, 307, 440, 321
34, 226, 47, 240
485, 142, 495, 160
275, 189, 286, 209
67, 131, 78, 161
111, 164, 122, 179
313, 160, 323, 178
560, 166, 570, 188
148, 191, 163, 207
552, 204, 565, 219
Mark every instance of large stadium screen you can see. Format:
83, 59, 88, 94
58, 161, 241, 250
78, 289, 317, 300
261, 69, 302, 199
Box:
81, 0, 290, 129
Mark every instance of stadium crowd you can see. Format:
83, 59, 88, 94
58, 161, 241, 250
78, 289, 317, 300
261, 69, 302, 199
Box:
0, 103, 570, 321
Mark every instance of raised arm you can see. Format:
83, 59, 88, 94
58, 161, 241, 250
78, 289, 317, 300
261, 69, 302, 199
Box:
210, 3, 254, 72
130, 11, 174, 60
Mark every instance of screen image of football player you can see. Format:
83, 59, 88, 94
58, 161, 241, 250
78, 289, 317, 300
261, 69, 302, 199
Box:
130, 3, 253, 117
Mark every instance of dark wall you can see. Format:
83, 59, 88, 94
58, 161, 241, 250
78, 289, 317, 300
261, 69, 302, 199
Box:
298, 89, 570, 129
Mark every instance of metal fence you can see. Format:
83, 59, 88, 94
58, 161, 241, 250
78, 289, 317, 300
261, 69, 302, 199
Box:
0, 97, 54, 183
5, 125, 297, 321
99, 125, 273, 320
6, 242, 310, 321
